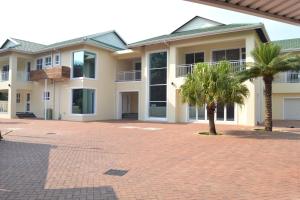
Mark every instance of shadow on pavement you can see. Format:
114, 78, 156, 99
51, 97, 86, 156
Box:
0, 140, 118, 200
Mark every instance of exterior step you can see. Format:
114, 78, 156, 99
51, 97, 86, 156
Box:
122, 113, 138, 120
16, 112, 37, 119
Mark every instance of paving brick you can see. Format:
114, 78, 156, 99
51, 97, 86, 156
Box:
0, 119, 300, 199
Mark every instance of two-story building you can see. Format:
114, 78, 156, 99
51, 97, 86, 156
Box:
0, 16, 298, 125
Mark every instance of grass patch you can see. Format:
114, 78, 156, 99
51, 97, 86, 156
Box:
197, 132, 223, 136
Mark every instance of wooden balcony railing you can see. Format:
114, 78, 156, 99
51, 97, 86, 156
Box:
30, 66, 70, 81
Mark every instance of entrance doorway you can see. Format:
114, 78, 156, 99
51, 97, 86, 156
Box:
121, 92, 138, 120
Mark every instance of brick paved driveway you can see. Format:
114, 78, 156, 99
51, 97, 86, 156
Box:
0, 119, 300, 200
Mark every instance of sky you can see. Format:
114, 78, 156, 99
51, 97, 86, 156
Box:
0, 0, 300, 46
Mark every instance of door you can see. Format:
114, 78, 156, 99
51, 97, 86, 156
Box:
25, 93, 31, 112
284, 98, 300, 120
122, 94, 130, 114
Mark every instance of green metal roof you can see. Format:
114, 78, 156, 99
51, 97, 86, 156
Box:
5, 38, 46, 52
0, 30, 127, 54
272, 38, 300, 51
129, 23, 266, 47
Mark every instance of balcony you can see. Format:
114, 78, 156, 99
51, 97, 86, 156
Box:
274, 72, 300, 83
0, 71, 9, 82
30, 66, 70, 81
176, 60, 246, 77
116, 70, 141, 82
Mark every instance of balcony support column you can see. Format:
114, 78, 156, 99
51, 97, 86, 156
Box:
8, 55, 17, 118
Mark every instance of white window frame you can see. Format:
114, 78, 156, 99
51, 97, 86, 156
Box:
54, 54, 60, 65
36, 58, 43, 70
71, 50, 97, 80
45, 56, 52, 67
187, 103, 237, 124
146, 49, 168, 121
43, 91, 50, 101
16, 93, 21, 103
70, 87, 97, 116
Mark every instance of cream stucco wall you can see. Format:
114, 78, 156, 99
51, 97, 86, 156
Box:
0, 29, 268, 126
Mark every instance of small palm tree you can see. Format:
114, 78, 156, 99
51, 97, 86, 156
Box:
238, 43, 300, 131
180, 62, 249, 135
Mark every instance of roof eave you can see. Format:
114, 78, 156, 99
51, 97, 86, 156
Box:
129, 24, 267, 48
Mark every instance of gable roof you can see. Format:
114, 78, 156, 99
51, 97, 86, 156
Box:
0, 38, 46, 52
172, 16, 224, 33
0, 30, 127, 54
272, 38, 300, 52
129, 23, 269, 47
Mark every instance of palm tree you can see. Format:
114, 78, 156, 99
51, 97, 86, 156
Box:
180, 61, 249, 135
238, 43, 300, 131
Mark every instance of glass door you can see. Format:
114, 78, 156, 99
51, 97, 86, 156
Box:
25, 93, 30, 112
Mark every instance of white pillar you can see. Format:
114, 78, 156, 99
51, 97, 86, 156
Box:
237, 35, 257, 126
8, 55, 17, 118
167, 46, 177, 123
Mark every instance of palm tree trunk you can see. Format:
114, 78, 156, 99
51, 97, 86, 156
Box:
207, 103, 217, 135
263, 76, 273, 131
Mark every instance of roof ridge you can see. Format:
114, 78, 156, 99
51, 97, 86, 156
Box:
11, 38, 46, 46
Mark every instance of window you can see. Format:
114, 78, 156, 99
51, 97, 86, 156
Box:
36, 58, 43, 70
189, 103, 235, 121
189, 105, 205, 120
43, 91, 50, 100
212, 49, 241, 62
26, 93, 30, 101
149, 52, 167, 118
185, 52, 204, 64
72, 89, 95, 114
73, 51, 96, 78
16, 93, 20, 103
55, 54, 60, 65
45, 56, 52, 66
2, 65, 9, 81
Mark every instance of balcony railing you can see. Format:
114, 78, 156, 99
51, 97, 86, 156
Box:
274, 72, 300, 83
30, 66, 70, 81
0, 101, 8, 113
176, 60, 246, 77
116, 70, 141, 82
0, 71, 9, 82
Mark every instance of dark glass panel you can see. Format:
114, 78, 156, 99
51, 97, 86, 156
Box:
73, 51, 84, 78
226, 103, 235, 121
217, 102, 224, 120
195, 52, 204, 63
150, 68, 166, 85
185, 53, 194, 64
212, 50, 226, 62
84, 52, 95, 78
150, 85, 166, 101
189, 105, 196, 120
150, 52, 167, 69
226, 49, 240, 61
149, 102, 166, 118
